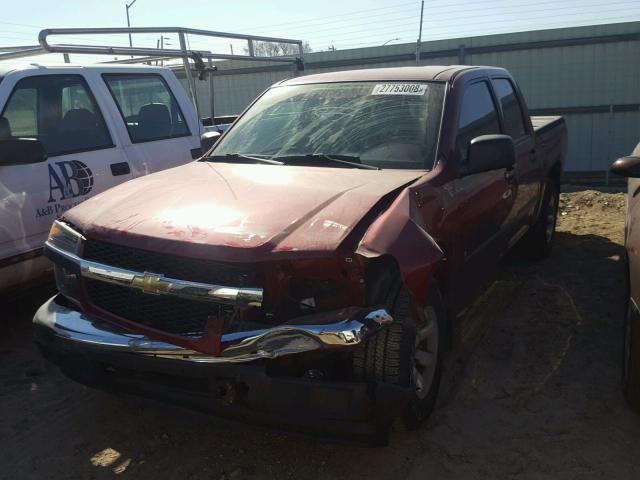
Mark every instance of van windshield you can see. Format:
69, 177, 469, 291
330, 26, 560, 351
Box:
211, 81, 445, 170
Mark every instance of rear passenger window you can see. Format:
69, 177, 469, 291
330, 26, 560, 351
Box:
0, 75, 112, 156
456, 81, 500, 162
103, 74, 190, 143
492, 78, 526, 139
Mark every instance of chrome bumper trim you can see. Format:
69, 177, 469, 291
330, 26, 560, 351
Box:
45, 241, 263, 307
33, 296, 393, 364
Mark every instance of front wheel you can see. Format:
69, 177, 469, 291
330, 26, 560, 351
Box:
353, 279, 444, 430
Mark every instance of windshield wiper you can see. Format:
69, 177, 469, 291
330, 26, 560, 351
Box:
204, 153, 284, 165
274, 154, 380, 170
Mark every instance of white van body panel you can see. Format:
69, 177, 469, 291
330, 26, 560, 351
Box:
0, 64, 202, 291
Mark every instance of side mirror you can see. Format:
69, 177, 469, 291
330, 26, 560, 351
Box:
0, 138, 47, 167
610, 156, 640, 178
201, 131, 221, 152
461, 134, 515, 176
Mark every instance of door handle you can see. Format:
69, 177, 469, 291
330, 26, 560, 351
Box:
505, 168, 515, 182
110, 162, 131, 176
529, 149, 537, 163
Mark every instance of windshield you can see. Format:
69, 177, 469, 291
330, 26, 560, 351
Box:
212, 81, 445, 170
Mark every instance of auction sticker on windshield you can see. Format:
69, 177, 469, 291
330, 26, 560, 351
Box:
372, 83, 427, 95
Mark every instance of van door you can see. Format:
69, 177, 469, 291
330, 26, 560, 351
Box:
102, 72, 201, 175
0, 73, 130, 288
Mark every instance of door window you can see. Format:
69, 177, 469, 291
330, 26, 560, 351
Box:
0, 75, 112, 156
492, 78, 526, 139
103, 74, 190, 143
456, 81, 500, 162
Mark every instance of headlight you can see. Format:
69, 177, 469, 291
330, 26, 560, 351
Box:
48, 220, 84, 304
47, 220, 83, 254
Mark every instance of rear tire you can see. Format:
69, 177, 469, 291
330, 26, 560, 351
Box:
623, 302, 640, 411
353, 273, 444, 430
520, 180, 559, 260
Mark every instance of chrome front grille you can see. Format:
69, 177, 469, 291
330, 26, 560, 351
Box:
77, 239, 263, 337
82, 239, 255, 287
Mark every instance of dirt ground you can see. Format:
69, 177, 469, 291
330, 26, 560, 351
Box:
2, 187, 639, 480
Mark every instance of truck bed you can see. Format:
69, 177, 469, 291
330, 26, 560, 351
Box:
531, 115, 567, 169
531, 116, 564, 135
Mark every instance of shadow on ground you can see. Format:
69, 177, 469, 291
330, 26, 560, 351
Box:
1, 228, 638, 479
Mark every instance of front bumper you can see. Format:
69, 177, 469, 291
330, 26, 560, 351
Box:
33, 296, 410, 444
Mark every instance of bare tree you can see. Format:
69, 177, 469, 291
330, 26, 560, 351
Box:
244, 41, 312, 57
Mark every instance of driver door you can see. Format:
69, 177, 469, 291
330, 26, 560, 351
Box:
448, 80, 517, 307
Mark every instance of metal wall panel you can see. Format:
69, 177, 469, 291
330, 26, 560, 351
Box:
178, 21, 640, 172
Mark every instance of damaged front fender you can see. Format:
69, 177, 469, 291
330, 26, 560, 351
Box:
356, 188, 444, 305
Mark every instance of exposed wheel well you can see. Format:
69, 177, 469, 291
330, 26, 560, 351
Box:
363, 254, 452, 349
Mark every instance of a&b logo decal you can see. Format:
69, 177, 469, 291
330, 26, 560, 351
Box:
36, 160, 95, 219
48, 160, 94, 203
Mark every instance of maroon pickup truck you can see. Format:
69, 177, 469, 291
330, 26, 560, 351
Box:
34, 66, 567, 445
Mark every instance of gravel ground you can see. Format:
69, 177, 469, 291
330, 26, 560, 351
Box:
1, 188, 638, 479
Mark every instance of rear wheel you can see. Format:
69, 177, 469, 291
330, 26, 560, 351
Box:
623, 302, 640, 411
520, 180, 559, 259
353, 274, 444, 430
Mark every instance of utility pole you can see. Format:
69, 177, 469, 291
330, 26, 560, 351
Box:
415, 0, 424, 64
125, 0, 138, 48
157, 36, 170, 66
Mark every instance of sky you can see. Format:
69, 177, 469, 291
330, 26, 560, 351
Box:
1, 0, 639, 64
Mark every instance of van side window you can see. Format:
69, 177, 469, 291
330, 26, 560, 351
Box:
492, 78, 526, 138
0, 75, 112, 156
103, 74, 190, 143
2, 88, 37, 137
456, 81, 500, 163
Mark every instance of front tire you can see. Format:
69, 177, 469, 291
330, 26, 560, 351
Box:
353, 275, 444, 430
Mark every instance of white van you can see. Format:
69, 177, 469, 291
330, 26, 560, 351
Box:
0, 63, 207, 291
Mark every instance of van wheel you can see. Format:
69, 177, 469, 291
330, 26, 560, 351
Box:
353, 275, 444, 430
623, 302, 640, 411
520, 180, 559, 259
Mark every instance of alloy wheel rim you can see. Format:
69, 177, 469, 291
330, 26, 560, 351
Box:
413, 306, 439, 400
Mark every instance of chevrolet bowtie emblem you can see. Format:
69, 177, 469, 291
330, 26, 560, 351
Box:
131, 272, 173, 295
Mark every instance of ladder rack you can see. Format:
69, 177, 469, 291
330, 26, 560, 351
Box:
0, 27, 305, 112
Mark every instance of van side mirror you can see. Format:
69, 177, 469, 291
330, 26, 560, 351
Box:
201, 131, 221, 152
0, 138, 47, 167
610, 156, 640, 178
461, 134, 515, 176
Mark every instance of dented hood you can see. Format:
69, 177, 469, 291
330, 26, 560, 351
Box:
65, 162, 424, 261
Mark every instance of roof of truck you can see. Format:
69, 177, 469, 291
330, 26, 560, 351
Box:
0, 62, 168, 78
279, 65, 505, 85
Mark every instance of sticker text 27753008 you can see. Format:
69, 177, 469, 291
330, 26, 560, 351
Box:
371, 83, 427, 96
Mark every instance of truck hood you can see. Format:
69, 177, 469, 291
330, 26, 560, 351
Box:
65, 161, 424, 261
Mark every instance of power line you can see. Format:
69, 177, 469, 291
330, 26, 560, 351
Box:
241, 1, 417, 30
298, 4, 639, 43
335, 16, 639, 49
253, 0, 639, 38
